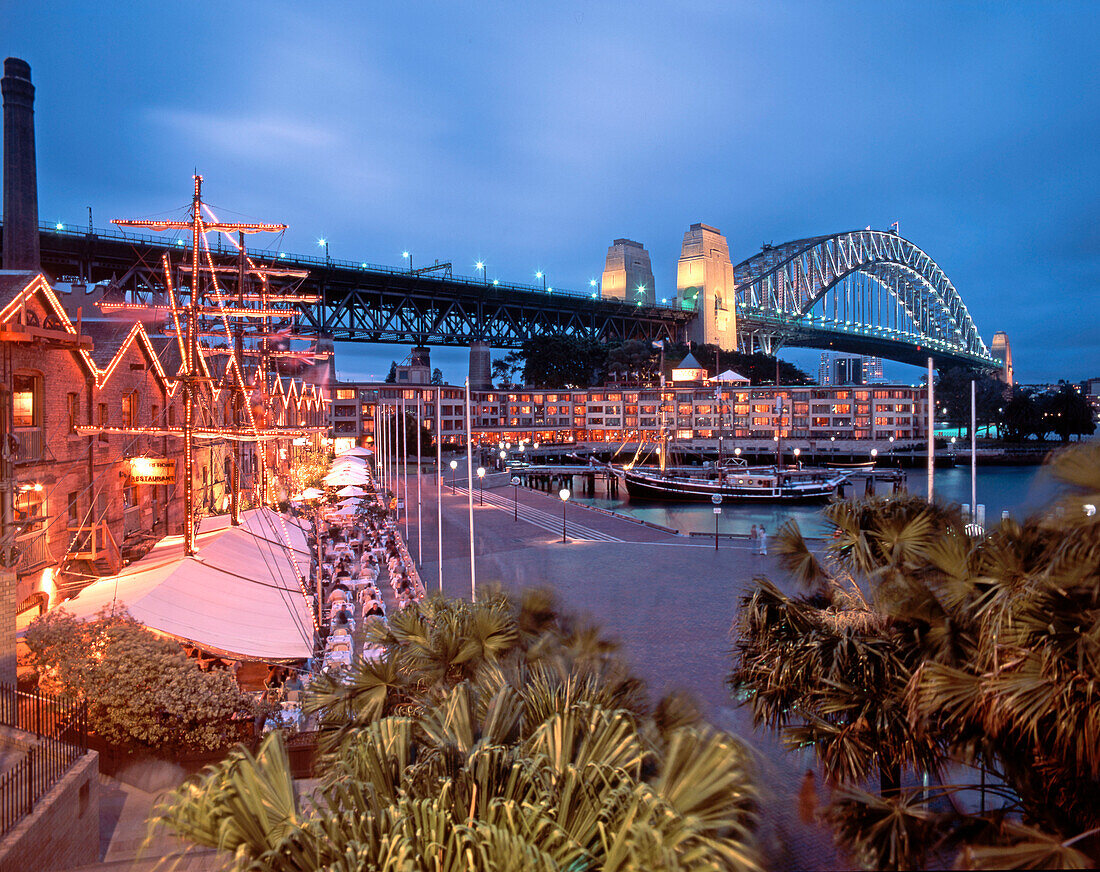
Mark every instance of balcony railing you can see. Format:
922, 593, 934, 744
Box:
15, 530, 49, 575
68, 521, 121, 573
13, 427, 44, 464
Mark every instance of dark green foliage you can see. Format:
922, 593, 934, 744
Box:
154, 590, 761, 871
934, 366, 1009, 437
730, 443, 1100, 869
384, 361, 397, 384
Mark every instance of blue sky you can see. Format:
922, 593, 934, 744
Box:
5, 1, 1098, 384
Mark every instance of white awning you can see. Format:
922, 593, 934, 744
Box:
58, 508, 314, 660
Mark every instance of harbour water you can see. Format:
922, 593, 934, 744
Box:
570, 465, 1062, 538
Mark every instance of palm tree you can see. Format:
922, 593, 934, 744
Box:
155, 589, 761, 870
730, 444, 1100, 869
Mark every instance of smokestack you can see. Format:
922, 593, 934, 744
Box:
2, 57, 40, 271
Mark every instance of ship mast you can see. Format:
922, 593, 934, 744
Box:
113, 174, 288, 555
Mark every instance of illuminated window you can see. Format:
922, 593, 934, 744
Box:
336, 389, 355, 400
13, 374, 39, 428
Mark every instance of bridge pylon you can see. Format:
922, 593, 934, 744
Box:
676, 223, 737, 350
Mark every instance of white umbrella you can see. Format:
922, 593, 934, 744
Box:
330, 505, 359, 517
323, 471, 367, 486
338, 447, 373, 457
292, 487, 325, 501
337, 485, 366, 497
332, 455, 368, 467
338, 497, 361, 508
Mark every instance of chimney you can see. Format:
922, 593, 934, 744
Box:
2, 57, 40, 271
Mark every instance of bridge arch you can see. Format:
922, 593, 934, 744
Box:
732, 230, 992, 367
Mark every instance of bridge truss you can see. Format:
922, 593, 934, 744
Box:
8, 223, 996, 370
733, 230, 997, 369
23, 223, 691, 350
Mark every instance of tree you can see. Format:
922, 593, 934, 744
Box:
25, 607, 255, 752
286, 446, 331, 495
1040, 381, 1096, 443
154, 590, 760, 871
605, 339, 659, 384
934, 367, 1008, 438
1000, 386, 1041, 442
430, 367, 444, 386
384, 361, 397, 384
730, 443, 1100, 869
490, 357, 515, 389
518, 336, 607, 388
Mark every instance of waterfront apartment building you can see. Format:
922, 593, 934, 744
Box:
330, 380, 928, 450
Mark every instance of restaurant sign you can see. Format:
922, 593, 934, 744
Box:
129, 456, 176, 484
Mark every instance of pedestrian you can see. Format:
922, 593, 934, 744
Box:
750, 524, 759, 552
759, 524, 768, 556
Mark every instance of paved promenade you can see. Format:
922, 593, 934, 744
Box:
401, 474, 847, 870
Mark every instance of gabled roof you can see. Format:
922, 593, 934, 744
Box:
716, 368, 750, 383
674, 352, 705, 371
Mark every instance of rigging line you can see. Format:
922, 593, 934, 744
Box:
233, 510, 314, 648
197, 231, 319, 624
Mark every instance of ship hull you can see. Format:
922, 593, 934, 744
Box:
619, 468, 842, 503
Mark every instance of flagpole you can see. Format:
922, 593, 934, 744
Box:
465, 377, 476, 602
416, 393, 422, 565
401, 394, 409, 540
436, 384, 443, 594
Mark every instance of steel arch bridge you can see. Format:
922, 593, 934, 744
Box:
8, 223, 997, 371
732, 230, 996, 369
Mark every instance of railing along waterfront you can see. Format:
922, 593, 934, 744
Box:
0, 685, 89, 837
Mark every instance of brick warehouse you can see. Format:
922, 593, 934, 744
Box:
0, 271, 329, 672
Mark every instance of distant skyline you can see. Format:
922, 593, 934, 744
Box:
5, 1, 1098, 385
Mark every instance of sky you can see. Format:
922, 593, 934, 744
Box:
5, 1, 1098, 385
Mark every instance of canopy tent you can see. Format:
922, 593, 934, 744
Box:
337, 485, 366, 498
716, 369, 750, 383
58, 508, 314, 660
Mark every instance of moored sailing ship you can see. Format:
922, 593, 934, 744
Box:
617, 459, 847, 503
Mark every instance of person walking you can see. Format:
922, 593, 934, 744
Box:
758, 524, 768, 556
750, 524, 759, 553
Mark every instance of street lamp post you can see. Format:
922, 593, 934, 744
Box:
559, 488, 570, 543
476, 261, 486, 284
402, 250, 412, 272
511, 475, 520, 520
449, 459, 458, 494
477, 467, 486, 506
711, 493, 722, 550
536, 271, 546, 291
318, 238, 329, 263
793, 447, 801, 469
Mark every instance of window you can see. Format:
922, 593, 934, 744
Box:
67, 393, 79, 433
97, 403, 108, 443
122, 391, 139, 428
168, 405, 176, 427
336, 389, 355, 400
151, 404, 159, 426
13, 374, 39, 428
67, 492, 79, 525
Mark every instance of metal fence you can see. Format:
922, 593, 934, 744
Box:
0, 685, 89, 837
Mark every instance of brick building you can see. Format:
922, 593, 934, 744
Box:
1, 273, 328, 637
